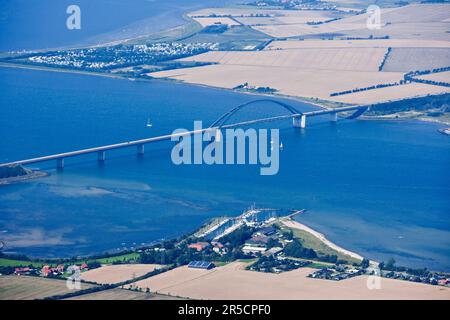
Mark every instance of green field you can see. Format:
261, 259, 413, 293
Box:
0, 252, 140, 268
179, 25, 270, 51
0, 258, 46, 268
92, 252, 139, 264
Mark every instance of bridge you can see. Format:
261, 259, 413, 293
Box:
0, 100, 369, 169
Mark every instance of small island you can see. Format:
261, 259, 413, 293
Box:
0, 165, 48, 185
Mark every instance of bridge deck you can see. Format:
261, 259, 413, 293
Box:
0, 105, 368, 168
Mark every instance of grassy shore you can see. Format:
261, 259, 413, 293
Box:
277, 219, 363, 265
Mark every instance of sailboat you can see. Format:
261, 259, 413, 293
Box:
270, 139, 283, 151
146, 117, 153, 128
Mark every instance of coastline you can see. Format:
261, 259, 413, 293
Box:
2, 61, 449, 127
0, 61, 328, 113
0, 62, 446, 267
0, 171, 49, 186
281, 218, 365, 262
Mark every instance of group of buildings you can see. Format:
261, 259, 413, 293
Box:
14, 263, 89, 277
26, 42, 218, 71
308, 266, 364, 281
241, 226, 283, 256
188, 241, 228, 256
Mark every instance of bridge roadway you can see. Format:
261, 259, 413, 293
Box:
0, 105, 368, 168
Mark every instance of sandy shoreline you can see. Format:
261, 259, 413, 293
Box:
281, 218, 365, 262
0, 61, 332, 111
2, 61, 448, 126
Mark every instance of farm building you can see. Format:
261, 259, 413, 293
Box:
188, 242, 211, 251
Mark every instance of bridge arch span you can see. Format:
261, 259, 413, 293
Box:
208, 99, 302, 128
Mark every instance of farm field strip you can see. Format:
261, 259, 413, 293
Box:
0, 275, 96, 300
181, 48, 387, 72
80, 264, 162, 285
128, 262, 450, 300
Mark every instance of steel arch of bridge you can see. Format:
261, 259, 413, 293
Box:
208, 99, 302, 128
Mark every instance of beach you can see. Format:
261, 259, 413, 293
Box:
281, 218, 365, 262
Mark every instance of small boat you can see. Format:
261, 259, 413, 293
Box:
270, 140, 283, 151
146, 118, 153, 127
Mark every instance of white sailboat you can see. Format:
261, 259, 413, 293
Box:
146, 117, 153, 127
270, 139, 283, 151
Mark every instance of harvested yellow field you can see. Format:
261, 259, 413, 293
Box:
189, 8, 332, 18
253, 22, 361, 38
235, 10, 338, 26
151, 64, 404, 101
417, 71, 450, 84
127, 264, 215, 295
67, 288, 152, 300
157, 4, 450, 105
80, 264, 162, 285
251, 4, 450, 40
151, 64, 450, 104
189, 8, 348, 28
192, 17, 240, 27
236, 16, 329, 26
330, 83, 450, 104
181, 48, 387, 72
341, 22, 450, 42
130, 262, 450, 300
372, 3, 450, 23
382, 48, 450, 72
0, 275, 96, 300
266, 39, 450, 50
66, 288, 177, 300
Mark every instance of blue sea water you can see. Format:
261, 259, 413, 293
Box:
0, 0, 235, 51
0, 67, 449, 271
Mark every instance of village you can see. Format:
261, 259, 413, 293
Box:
12, 262, 92, 278
1, 207, 450, 300
3, 207, 450, 289
6, 42, 218, 71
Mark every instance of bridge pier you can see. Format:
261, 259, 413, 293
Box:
98, 151, 106, 162
56, 158, 64, 169
293, 115, 306, 129
137, 144, 145, 155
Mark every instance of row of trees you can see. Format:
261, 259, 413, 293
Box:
404, 66, 450, 88
330, 81, 400, 97
367, 93, 450, 115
